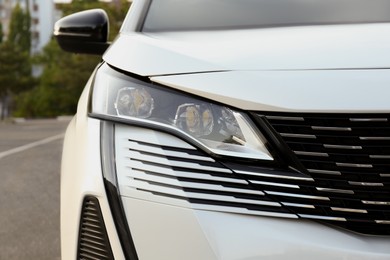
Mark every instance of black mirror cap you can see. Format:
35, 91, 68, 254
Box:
54, 9, 110, 55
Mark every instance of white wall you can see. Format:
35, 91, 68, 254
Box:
30, 0, 55, 54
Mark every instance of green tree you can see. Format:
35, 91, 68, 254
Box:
0, 23, 3, 44
15, 40, 101, 117
8, 3, 31, 54
0, 4, 33, 119
0, 42, 34, 119
14, 0, 131, 117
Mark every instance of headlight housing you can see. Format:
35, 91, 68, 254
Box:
91, 64, 273, 161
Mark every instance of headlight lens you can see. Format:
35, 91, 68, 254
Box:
115, 87, 154, 118
92, 65, 273, 160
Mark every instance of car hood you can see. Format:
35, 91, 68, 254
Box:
104, 23, 390, 76
104, 23, 390, 113
150, 69, 390, 113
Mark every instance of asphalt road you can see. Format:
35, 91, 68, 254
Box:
0, 118, 71, 260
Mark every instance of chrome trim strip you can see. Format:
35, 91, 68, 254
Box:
331, 207, 367, 214
380, 173, 390, 177
324, 144, 362, 150
348, 181, 384, 187
312, 126, 352, 131
280, 133, 317, 139
336, 162, 373, 168
308, 169, 341, 175
298, 214, 346, 221
349, 118, 388, 122
316, 187, 354, 194
375, 220, 390, 224
235, 170, 314, 182
281, 202, 315, 209
359, 137, 390, 141
369, 155, 390, 159
294, 151, 329, 157
250, 180, 300, 189
266, 116, 304, 121
362, 200, 390, 205
266, 191, 330, 201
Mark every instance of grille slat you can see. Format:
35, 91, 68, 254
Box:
128, 169, 265, 196
127, 149, 231, 173
262, 112, 390, 235
130, 162, 246, 184
78, 197, 114, 260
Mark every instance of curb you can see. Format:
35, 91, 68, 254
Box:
9, 116, 73, 124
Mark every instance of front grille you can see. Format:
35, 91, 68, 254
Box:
260, 113, 390, 235
78, 197, 114, 260
115, 125, 295, 218
114, 119, 390, 236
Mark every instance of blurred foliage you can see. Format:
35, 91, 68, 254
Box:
0, 42, 33, 96
8, 3, 31, 54
0, 4, 33, 119
0, 23, 3, 44
14, 40, 99, 117
13, 0, 131, 118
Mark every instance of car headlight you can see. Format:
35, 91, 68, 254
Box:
91, 64, 273, 161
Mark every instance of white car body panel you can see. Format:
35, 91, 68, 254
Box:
152, 69, 390, 112
61, 77, 125, 260
124, 197, 390, 260
104, 24, 390, 76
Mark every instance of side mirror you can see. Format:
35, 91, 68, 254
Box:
54, 9, 110, 55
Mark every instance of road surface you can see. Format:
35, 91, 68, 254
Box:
0, 118, 71, 260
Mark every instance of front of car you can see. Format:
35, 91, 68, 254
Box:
58, 0, 390, 259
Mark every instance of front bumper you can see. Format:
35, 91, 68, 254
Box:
123, 196, 390, 260
61, 117, 390, 260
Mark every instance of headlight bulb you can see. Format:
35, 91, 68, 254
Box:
115, 87, 154, 118
175, 103, 214, 137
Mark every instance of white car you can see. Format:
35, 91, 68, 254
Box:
55, 1, 390, 259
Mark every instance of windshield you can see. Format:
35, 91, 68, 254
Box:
142, 0, 390, 32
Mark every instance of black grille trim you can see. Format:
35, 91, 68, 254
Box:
78, 196, 114, 260
253, 112, 390, 236
101, 121, 139, 260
